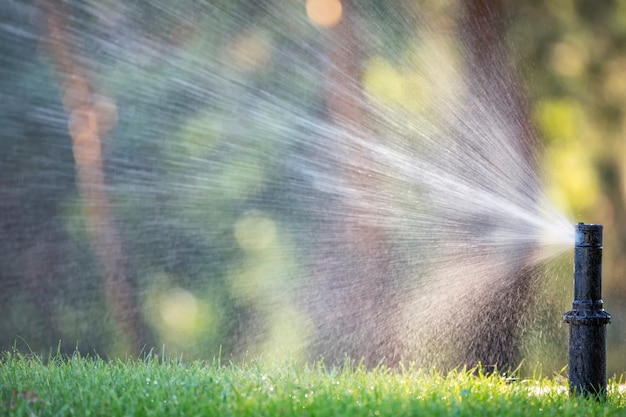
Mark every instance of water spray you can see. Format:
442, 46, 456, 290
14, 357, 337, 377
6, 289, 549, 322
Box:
564, 223, 611, 398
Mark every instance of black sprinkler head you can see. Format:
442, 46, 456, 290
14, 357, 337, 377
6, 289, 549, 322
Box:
564, 223, 611, 398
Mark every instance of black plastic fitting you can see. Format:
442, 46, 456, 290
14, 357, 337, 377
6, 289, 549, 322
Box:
564, 223, 611, 398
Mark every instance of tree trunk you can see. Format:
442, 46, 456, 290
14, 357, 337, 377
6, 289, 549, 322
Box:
458, 0, 539, 371
41, 0, 144, 355
309, 0, 402, 366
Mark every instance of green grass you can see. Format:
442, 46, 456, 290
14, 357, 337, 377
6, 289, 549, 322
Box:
1, 351, 625, 416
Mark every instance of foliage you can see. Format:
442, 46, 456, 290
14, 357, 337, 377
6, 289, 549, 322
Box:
2, 0, 626, 375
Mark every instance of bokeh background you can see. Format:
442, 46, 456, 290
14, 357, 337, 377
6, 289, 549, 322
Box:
1, 0, 625, 375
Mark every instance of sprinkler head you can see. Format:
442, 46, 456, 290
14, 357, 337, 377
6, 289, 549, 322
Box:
564, 223, 611, 398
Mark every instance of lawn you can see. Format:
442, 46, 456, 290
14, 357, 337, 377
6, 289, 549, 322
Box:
1, 351, 625, 416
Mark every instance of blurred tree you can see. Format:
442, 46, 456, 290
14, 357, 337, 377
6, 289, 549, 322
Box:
306, 0, 403, 366
41, 0, 145, 354
456, 0, 541, 371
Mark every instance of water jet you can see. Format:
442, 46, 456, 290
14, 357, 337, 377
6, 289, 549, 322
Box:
0, 0, 595, 371
564, 223, 611, 398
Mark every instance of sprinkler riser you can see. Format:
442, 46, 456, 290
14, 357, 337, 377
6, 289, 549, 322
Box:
564, 223, 611, 398
567, 325, 607, 395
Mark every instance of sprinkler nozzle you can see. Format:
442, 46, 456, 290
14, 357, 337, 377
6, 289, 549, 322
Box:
564, 223, 611, 398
